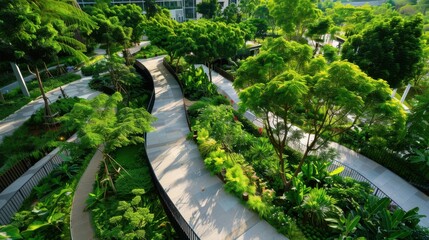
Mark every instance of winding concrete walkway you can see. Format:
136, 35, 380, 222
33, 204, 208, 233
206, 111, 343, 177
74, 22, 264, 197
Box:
0, 41, 150, 143
0, 73, 99, 143
196, 64, 429, 228
143, 57, 287, 239
70, 147, 103, 240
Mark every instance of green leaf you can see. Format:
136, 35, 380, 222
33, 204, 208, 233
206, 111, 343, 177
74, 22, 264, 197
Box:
0, 225, 23, 239
345, 215, 360, 233
329, 166, 344, 176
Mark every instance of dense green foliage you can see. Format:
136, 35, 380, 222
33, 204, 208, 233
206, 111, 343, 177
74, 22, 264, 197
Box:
342, 15, 424, 88
89, 145, 177, 239
134, 45, 167, 59
0, 97, 81, 175
0, 139, 94, 239
189, 98, 428, 239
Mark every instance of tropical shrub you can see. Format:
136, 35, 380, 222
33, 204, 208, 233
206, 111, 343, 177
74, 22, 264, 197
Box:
0, 141, 94, 239
353, 196, 425, 239
0, 97, 81, 175
224, 164, 256, 197
98, 189, 165, 240
89, 145, 176, 239
179, 65, 217, 100
298, 188, 341, 227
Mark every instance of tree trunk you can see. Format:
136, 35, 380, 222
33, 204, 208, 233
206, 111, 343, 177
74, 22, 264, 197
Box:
35, 67, 54, 124
279, 151, 288, 192
0, 91, 5, 103
208, 62, 213, 82
285, 147, 311, 191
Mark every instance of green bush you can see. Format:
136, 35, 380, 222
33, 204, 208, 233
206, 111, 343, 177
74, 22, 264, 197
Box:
179, 65, 218, 100
224, 164, 256, 197
247, 195, 271, 218
298, 188, 341, 227
1, 142, 94, 240
89, 145, 177, 239
0, 98, 80, 174
134, 45, 167, 59
115, 167, 153, 198
81, 64, 98, 76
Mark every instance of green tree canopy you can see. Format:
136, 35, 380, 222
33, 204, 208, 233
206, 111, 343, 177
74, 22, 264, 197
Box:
341, 15, 424, 88
197, 0, 221, 19
235, 40, 405, 191
222, 3, 241, 23
269, 0, 320, 39
183, 20, 245, 81
0, 0, 95, 123
61, 92, 156, 192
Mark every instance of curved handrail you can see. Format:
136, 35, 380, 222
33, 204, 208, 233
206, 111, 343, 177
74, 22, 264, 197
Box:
328, 159, 401, 209
0, 142, 69, 225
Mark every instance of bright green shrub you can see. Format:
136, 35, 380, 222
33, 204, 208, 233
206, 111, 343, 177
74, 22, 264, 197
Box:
224, 164, 255, 196
247, 195, 271, 218
179, 65, 217, 100
198, 138, 219, 158
299, 188, 341, 227
204, 149, 229, 175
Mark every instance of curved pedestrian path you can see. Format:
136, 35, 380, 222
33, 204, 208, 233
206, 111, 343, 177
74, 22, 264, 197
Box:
70, 146, 103, 240
0, 73, 99, 143
0, 41, 150, 143
142, 57, 287, 239
196, 64, 429, 228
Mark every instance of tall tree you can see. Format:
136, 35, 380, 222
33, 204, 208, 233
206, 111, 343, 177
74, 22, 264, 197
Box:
222, 3, 241, 23
341, 15, 424, 89
269, 0, 320, 39
61, 92, 156, 193
144, 0, 159, 18
183, 20, 245, 81
0, 0, 95, 124
238, 0, 260, 18
197, 0, 221, 19
111, 4, 146, 44
235, 40, 405, 191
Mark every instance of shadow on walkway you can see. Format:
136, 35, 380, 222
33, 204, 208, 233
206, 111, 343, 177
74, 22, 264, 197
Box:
142, 57, 286, 239
196, 64, 429, 228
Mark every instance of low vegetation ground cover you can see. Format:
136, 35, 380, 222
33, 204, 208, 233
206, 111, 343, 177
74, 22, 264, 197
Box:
189, 97, 429, 239
0, 118, 95, 239
88, 145, 177, 239
0, 97, 81, 176
134, 45, 167, 59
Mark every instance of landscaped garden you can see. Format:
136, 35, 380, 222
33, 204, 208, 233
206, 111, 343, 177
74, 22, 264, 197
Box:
1, 0, 429, 239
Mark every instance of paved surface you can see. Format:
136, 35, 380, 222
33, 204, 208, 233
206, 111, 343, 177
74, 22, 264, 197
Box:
0, 41, 152, 143
0, 64, 64, 94
196, 64, 429, 228
0, 73, 99, 143
143, 57, 287, 239
70, 147, 103, 240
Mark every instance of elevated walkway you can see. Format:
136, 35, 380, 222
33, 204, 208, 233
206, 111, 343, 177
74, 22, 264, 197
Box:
142, 57, 286, 239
